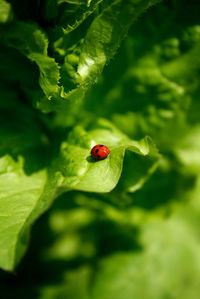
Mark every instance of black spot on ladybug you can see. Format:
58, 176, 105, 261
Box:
95, 148, 99, 153
99, 145, 104, 147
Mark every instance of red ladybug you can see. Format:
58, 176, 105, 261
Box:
90, 144, 110, 160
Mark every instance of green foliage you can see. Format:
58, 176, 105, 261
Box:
0, 156, 46, 270
1, 0, 200, 298
0, 0, 12, 23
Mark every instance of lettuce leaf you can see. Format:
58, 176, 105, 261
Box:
53, 119, 159, 193
0, 93, 159, 271
0, 156, 46, 271
1, 0, 160, 112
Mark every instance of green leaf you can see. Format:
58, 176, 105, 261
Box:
60, 143, 125, 192
50, 0, 160, 112
0, 96, 53, 271
77, 0, 159, 85
59, 0, 103, 34
120, 137, 160, 192
3, 21, 60, 105
2, 1, 160, 113
0, 155, 47, 271
54, 119, 159, 193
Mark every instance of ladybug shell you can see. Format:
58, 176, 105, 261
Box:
90, 144, 110, 160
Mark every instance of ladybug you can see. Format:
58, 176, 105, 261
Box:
90, 144, 110, 160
